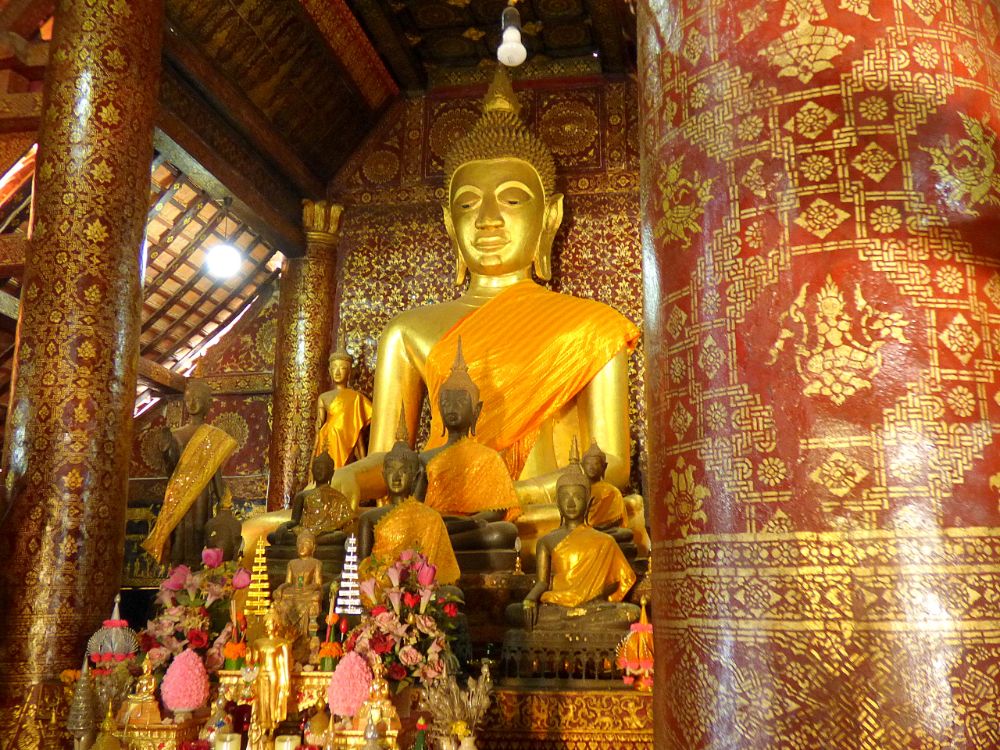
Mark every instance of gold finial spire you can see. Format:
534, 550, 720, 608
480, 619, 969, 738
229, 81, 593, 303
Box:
583, 439, 605, 462
569, 436, 580, 465
484, 64, 520, 116
394, 405, 409, 444
331, 333, 351, 362
556, 436, 589, 492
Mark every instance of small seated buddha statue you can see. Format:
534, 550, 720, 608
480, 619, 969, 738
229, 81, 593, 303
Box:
417, 340, 519, 554
580, 440, 636, 556
357, 418, 460, 585
313, 339, 373, 469
268, 453, 352, 547
117, 656, 161, 726
506, 459, 638, 632
273, 530, 324, 643
203, 492, 243, 562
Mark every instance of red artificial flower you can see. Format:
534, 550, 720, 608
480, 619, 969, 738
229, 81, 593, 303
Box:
387, 662, 407, 681
345, 632, 358, 652
186, 629, 209, 649
443, 602, 458, 618
140, 632, 158, 653
403, 592, 420, 609
371, 633, 394, 655
370, 606, 387, 617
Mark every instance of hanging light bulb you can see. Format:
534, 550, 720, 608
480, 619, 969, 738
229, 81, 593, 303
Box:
205, 197, 243, 279
497, 3, 527, 67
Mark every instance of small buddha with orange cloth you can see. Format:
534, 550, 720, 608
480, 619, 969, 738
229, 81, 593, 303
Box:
507, 456, 638, 631
417, 339, 519, 553
581, 440, 637, 557
313, 339, 372, 469
357, 415, 461, 585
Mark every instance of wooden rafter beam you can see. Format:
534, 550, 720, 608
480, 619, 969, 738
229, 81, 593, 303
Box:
145, 189, 209, 266
347, 0, 425, 92
144, 208, 225, 293
146, 171, 181, 223
162, 27, 325, 199
137, 356, 188, 393
155, 66, 305, 257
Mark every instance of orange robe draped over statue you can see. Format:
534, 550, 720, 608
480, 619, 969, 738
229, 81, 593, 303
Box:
364, 498, 461, 584
141, 424, 238, 564
314, 389, 373, 468
423, 281, 640, 478
541, 525, 636, 608
424, 437, 520, 516
588, 480, 627, 528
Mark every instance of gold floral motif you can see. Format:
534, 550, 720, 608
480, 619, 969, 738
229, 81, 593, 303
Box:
946, 386, 976, 417
984, 272, 1000, 308
706, 402, 727, 431
783, 100, 838, 139
666, 458, 709, 537
839, 0, 877, 19
654, 155, 715, 248
670, 357, 687, 384
939, 312, 981, 365
741, 158, 767, 198
869, 205, 902, 233
698, 334, 725, 378
683, 29, 706, 65
737, 3, 768, 40
934, 265, 964, 294
923, 114, 1000, 216
809, 451, 870, 497
800, 154, 834, 181
670, 401, 694, 439
757, 457, 788, 487
780, 0, 828, 25
666, 305, 688, 338
903, 0, 942, 24
852, 142, 897, 182
794, 197, 850, 238
737, 115, 764, 141
911, 40, 940, 68
759, 22, 854, 84
768, 276, 910, 404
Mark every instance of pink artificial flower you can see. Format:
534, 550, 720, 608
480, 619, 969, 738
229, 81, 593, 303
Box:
146, 647, 170, 669
386, 566, 401, 588
398, 646, 422, 666
163, 565, 191, 591
232, 568, 251, 589
328, 652, 372, 717
203, 581, 225, 607
416, 562, 436, 587
359, 578, 376, 603
204, 646, 224, 672
201, 547, 224, 569
388, 590, 401, 615
399, 549, 415, 562
419, 660, 444, 681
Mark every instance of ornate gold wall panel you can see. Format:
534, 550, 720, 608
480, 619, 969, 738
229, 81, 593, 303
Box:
640, 0, 1000, 745
330, 80, 646, 487
0, 0, 164, 745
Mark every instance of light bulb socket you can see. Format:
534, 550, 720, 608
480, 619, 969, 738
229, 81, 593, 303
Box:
501, 5, 521, 32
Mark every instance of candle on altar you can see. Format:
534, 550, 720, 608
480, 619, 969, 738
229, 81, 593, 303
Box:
275, 737, 301, 750
214, 735, 241, 750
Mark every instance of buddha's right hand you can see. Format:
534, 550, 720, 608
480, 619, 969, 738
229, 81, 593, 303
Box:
523, 598, 538, 631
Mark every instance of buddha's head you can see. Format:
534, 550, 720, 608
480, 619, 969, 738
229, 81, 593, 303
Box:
184, 379, 212, 417
439, 338, 482, 437
296, 529, 317, 558
329, 337, 353, 386
581, 440, 607, 482
443, 66, 563, 284
384, 408, 420, 499
556, 463, 590, 525
312, 452, 336, 484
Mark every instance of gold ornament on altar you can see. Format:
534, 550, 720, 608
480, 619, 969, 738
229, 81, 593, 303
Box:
248, 611, 292, 737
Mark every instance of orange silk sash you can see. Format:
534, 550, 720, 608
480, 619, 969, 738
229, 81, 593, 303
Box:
314, 389, 373, 468
588, 480, 627, 528
142, 424, 237, 564
423, 281, 640, 477
369, 498, 461, 584
424, 437, 520, 516
540, 525, 636, 607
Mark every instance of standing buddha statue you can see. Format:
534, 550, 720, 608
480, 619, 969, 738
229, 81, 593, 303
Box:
249, 611, 292, 737
330, 64, 640, 511
313, 339, 373, 469
142, 380, 237, 568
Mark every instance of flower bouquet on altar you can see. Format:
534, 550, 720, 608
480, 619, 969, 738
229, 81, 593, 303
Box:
139, 547, 251, 674
328, 549, 462, 724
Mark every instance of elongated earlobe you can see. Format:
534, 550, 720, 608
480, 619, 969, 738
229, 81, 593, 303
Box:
443, 204, 467, 285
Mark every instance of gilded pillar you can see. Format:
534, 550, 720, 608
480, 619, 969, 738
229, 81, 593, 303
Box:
0, 0, 164, 742
267, 201, 342, 511
641, 0, 1000, 746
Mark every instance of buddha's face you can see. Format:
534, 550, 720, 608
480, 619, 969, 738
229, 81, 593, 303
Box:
557, 484, 589, 523
383, 457, 415, 496
184, 386, 210, 416
446, 158, 557, 277
312, 456, 335, 484
329, 358, 351, 385
581, 455, 606, 482
297, 535, 316, 557
439, 388, 477, 432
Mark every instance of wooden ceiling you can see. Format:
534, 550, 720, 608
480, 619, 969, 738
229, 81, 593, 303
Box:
0, 0, 637, 415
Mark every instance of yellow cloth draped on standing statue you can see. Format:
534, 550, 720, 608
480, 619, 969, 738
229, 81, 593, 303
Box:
364, 498, 461, 584
423, 280, 640, 478
541, 525, 635, 607
588, 480, 627, 528
141, 424, 238, 564
314, 389, 373, 468
424, 437, 519, 516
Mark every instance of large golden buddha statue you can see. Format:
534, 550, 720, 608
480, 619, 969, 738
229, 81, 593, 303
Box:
331, 66, 639, 515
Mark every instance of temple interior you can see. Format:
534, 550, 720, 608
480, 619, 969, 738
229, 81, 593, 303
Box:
1, 0, 1000, 748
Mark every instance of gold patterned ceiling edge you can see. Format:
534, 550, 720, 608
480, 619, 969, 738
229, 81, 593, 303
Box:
299, 0, 399, 109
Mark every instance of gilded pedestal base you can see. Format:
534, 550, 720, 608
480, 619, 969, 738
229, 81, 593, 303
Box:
480, 688, 653, 750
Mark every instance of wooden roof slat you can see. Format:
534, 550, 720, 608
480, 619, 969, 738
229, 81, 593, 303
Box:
142, 209, 226, 295
146, 189, 210, 266
146, 171, 181, 223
